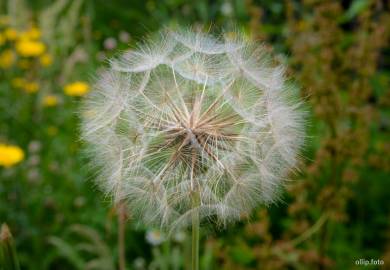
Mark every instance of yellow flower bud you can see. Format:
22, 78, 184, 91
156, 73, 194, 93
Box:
0, 49, 15, 68
0, 33, 5, 46
39, 53, 52, 66
4, 28, 18, 40
43, 95, 58, 107
23, 82, 39, 93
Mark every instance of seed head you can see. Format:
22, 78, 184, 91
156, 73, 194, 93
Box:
81, 28, 305, 230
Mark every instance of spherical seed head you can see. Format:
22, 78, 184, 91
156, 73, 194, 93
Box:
81, 28, 305, 230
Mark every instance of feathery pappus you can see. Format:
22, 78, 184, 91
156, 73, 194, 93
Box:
81, 28, 306, 231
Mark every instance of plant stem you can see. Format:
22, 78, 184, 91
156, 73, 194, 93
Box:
0, 223, 20, 270
118, 201, 126, 270
191, 208, 199, 270
290, 213, 328, 247
190, 150, 199, 270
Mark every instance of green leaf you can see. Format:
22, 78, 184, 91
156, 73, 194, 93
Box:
48, 236, 85, 270
339, 0, 370, 23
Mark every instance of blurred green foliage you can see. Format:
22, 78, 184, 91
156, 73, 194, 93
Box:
0, 0, 389, 269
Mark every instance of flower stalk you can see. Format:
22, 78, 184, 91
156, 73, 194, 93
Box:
117, 201, 126, 270
191, 206, 200, 270
191, 152, 200, 270
0, 224, 20, 270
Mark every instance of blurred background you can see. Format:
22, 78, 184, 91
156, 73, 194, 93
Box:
0, 0, 389, 269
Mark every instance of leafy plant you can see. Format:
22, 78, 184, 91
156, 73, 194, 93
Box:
48, 224, 115, 270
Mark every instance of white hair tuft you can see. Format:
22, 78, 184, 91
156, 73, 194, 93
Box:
81, 28, 305, 230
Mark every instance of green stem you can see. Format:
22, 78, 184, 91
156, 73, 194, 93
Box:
0, 224, 20, 270
290, 213, 328, 247
117, 201, 126, 270
190, 151, 200, 270
191, 208, 199, 270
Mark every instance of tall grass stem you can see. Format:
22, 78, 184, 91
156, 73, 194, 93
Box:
191, 209, 199, 270
118, 202, 126, 270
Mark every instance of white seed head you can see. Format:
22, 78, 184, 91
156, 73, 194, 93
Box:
81, 28, 306, 231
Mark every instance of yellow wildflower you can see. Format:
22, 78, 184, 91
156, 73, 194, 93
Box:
0, 144, 24, 167
4, 28, 18, 40
0, 49, 15, 68
64, 81, 90, 96
39, 53, 52, 66
23, 81, 39, 93
43, 95, 58, 107
16, 40, 45, 57
22, 27, 41, 40
11, 77, 25, 88
0, 33, 5, 46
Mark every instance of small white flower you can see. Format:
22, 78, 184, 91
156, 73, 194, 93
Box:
221, 2, 233, 16
27, 169, 40, 183
104, 37, 117, 50
28, 140, 41, 153
119, 31, 131, 43
133, 257, 146, 269
27, 155, 40, 166
173, 231, 186, 243
146, 230, 165, 246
